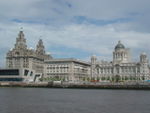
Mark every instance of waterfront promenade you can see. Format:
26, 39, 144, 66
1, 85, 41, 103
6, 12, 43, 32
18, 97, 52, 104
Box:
1, 81, 150, 89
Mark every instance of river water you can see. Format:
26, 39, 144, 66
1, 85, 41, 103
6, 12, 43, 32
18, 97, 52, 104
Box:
0, 88, 150, 113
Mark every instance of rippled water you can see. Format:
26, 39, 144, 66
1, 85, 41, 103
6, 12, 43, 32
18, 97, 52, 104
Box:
0, 88, 150, 113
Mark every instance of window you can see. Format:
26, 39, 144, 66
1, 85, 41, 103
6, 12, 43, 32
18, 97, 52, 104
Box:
0, 69, 19, 76
24, 70, 29, 76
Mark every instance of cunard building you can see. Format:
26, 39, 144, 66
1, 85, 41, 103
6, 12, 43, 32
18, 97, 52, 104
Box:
91, 41, 150, 81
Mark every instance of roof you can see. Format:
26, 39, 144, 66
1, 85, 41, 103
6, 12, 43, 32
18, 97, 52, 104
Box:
115, 41, 125, 50
45, 58, 91, 66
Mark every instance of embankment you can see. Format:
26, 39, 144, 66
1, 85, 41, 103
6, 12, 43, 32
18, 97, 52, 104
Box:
1, 82, 150, 90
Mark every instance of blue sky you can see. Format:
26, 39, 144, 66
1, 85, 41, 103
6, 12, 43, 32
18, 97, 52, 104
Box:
0, 0, 150, 67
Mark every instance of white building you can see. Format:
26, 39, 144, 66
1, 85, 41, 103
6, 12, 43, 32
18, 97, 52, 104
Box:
5, 31, 150, 82
91, 41, 150, 81
45, 58, 90, 81
6, 30, 52, 78
5, 30, 90, 82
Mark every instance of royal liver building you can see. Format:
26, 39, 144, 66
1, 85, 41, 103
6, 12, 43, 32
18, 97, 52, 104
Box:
91, 41, 150, 81
6, 30, 52, 75
5, 30, 90, 82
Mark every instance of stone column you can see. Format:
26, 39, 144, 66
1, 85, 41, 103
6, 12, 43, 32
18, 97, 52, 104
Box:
69, 62, 74, 81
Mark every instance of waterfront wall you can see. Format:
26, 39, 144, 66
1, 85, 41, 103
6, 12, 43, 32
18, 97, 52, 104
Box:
1, 82, 150, 89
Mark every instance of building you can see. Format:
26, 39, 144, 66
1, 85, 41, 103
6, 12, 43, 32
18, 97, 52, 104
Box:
5, 30, 150, 82
44, 58, 90, 81
5, 30, 90, 82
0, 68, 38, 82
91, 41, 150, 81
6, 30, 52, 78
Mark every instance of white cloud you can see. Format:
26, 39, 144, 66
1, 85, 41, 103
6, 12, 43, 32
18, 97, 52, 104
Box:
0, 21, 150, 67
0, 0, 150, 67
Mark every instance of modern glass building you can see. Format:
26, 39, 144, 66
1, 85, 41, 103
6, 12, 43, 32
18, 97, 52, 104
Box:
0, 68, 37, 82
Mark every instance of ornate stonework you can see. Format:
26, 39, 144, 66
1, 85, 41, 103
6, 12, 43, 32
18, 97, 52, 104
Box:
113, 41, 131, 64
91, 41, 150, 81
6, 31, 150, 82
6, 31, 53, 74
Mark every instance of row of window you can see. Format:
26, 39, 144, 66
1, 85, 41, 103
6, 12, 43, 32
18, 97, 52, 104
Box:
47, 64, 69, 67
96, 67, 140, 74
47, 67, 69, 69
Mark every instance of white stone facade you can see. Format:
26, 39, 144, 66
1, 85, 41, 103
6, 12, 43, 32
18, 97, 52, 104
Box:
6, 31, 150, 82
6, 31, 90, 81
45, 58, 90, 81
6, 31, 52, 75
91, 41, 150, 81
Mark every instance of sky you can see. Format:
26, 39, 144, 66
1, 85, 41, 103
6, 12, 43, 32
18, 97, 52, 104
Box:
0, 0, 150, 67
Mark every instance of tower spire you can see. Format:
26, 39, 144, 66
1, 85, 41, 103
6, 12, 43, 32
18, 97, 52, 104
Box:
14, 30, 27, 49
36, 39, 45, 55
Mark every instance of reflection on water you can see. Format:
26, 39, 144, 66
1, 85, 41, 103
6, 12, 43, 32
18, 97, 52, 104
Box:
0, 88, 150, 113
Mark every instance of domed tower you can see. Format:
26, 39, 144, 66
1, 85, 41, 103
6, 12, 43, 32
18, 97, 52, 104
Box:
140, 52, 148, 63
6, 30, 28, 69
14, 30, 27, 50
113, 41, 131, 64
91, 55, 97, 78
36, 39, 45, 55
91, 55, 97, 65
140, 53, 149, 80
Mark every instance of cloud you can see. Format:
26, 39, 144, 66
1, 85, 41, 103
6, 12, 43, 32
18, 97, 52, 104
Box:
0, 0, 149, 28
0, 0, 150, 67
0, 21, 150, 66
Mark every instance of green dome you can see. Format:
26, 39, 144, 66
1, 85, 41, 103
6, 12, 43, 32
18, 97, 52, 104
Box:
115, 41, 125, 50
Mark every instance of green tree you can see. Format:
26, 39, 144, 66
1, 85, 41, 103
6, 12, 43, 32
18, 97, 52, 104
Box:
101, 77, 106, 81
115, 75, 120, 82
